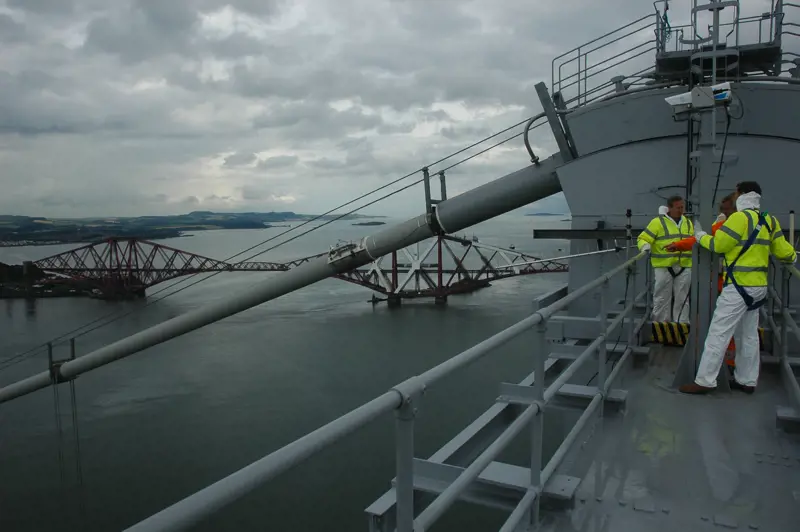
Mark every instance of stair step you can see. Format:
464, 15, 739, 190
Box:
392, 459, 579, 512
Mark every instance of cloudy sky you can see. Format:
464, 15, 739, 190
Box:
0, 0, 776, 218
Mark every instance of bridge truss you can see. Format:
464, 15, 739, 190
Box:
30, 235, 568, 302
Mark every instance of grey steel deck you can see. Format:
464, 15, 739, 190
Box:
543, 345, 800, 532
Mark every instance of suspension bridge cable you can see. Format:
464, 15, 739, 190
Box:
1, 118, 546, 370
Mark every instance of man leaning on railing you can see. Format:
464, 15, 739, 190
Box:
680, 181, 797, 395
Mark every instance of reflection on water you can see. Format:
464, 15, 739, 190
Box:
24, 298, 36, 318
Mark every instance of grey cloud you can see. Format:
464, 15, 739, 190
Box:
257, 155, 298, 170
240, 185, 266, 200
252, 101, 383, 140
6, 0, 78, 15
306, 158, 348, 170
0, 70, 130, 135
81, 0, 283, 64
197, 0, 285, 17
440, 125, 495, 141
223, 152, 257, 166
181, 195, 201, 206
423, 110, 452, 122
82, 1, 197, 64
1, 0, 750, 219
377, 122, 416, 134
239, 185, 293, 203
0, 14, 27, 42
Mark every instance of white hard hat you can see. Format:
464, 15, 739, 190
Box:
658, 206, 669, 216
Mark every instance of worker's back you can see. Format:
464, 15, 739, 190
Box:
713, 193, 796, 287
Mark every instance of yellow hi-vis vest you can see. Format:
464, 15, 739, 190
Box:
699, 209, 797, 287
637, 215, 694, 268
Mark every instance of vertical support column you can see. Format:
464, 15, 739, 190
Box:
438, 171, 447, 202
422, 167, 432, 217
694, 108, 716, 365
435, 236, 446, 305
534, 82, 574, 162
599, 280, 609, 394
395, 399, 416, 532
529, 321, 547, 527
673, 97, 726, 388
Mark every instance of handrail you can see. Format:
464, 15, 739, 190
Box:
554, 1, 798, 110
523, 112, 546, 164
551, 12, 655, 105
767, 258, 800, 419
124, 250, 649, 532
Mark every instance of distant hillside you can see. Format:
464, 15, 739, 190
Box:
0, 211, 384, 247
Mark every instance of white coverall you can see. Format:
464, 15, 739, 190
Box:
693, 192, 795, 388
695, 284, 767, 387
652, 268, 691, 323
649, 206, 692, 323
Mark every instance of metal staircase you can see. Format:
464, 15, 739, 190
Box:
365, 252, 652, 531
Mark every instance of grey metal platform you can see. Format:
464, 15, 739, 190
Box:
542, 346, 800, 532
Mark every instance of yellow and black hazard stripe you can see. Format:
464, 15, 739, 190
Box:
650, 322, 766, 347
651, 322, 690, 346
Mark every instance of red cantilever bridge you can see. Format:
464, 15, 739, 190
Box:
31, 235, 568, 303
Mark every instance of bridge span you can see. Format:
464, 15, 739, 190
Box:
28, 235, 568, 303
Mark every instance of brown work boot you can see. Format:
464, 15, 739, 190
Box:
729, 380, 755, 394
679, 383, 714, 394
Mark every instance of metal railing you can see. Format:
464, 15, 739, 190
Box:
780, 2, 800, 72
123, 250, 651, 532
554, 1, 800, 109
765, 258, 800, 414
551, 14, 656, 107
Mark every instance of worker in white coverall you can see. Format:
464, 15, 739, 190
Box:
680, 181, 797, 395
637, 196, 694, 323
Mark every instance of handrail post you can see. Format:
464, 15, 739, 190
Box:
628, 263, 638, 349
781, 265, 790, 360
529, 321, 547, 526
646, 261, 653, 315
767, 260, 778, 355
422, 167, 432, 217
395, 396, 416, 532
626, 208, 636, 349
599, 280, 609, 394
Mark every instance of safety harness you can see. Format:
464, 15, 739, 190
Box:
724, 210, 770, 311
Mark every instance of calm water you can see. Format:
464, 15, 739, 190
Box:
0, 215, 570, 531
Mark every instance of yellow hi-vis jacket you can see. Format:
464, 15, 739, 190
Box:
637, 215, 694, 268
699, 209, 797, 287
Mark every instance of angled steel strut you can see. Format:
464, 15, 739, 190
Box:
0, 156, 564, 404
